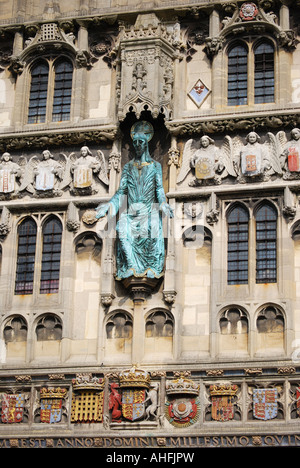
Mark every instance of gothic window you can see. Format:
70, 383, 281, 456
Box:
257, 306, 284, 334
52, 60, 73, 122
227, 205, 249, 285
36, 314, 62, 341
227, 44, 248, 106
40, 217, 62, 294
254, 42, 275, 104
15, 218, 37, 295
3, 316, 27, 343
28, 61, 49, 124
227, 39, 275, 106
106, 312, 133, 339
27, 58, 73, 124
256, 203, 277, 283
145, 311, 174, 338
220, 308, 248, 335
219, 307, 249, 355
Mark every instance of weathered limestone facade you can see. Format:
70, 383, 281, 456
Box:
0, 0, 299, 448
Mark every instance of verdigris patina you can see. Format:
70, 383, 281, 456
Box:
95, 122, 173, 280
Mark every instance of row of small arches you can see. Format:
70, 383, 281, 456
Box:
4, 304, 282, 340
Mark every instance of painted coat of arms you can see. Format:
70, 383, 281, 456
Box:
1, 393, 25, 423
287, 142, 300, 172
40, 387, 67, 424
122, 388, 146, 421
73, 166, 93, 188
253, 388, 277, 420
210, 384, 238, 422
240, 146, 262, 176
165, 374, 200, 427
118, 367, 151, 423
35, 166, 55, 191
0, 169, 15, 193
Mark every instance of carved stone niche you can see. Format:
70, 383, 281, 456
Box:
117, 13, 180, 121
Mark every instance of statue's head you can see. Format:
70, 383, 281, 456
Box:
42, 150, 53, 160
131, 121, 153, 162
1, 152, 11, 162
291, 128, 300, 141
80, 146, 92, 157
132, 133, 152, 162
246, 132, 260, 144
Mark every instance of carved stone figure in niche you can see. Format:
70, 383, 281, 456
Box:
34, 150, 64, 193
235, 132, 282, 183
177, 135, 236, 186
95, 121, 173, 281
18, 151, 64, 196
277, 128, 300, 180
0, 152, 22, 195
70, 145, 109, 194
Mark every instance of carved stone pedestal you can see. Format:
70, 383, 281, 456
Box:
122, 276, 161, 302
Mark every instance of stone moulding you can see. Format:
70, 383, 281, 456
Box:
166, 112, 300, 136
0, 126, 118, 151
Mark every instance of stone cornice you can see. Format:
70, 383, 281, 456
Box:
166, 111, 300, 136
0, 125, 119, 151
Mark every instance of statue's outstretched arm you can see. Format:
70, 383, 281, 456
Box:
96, 164, 128, 219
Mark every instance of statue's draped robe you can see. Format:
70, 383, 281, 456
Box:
109, 159, 167, 280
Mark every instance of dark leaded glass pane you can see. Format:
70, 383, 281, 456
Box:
40, 217, 62, 294
227, 205, 249, 284
15, 218, 37, 294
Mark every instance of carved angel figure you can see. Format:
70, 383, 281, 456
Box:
0, 152, 22, 194
69, 145, 109, 194
234, 132, 282, 183
274, 128, 300, 180
18, 150, 64, 195
177, 135, 236, 186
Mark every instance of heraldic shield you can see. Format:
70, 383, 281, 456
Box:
40, 387, 67, 424
165, 374, 200, 428
288, 144, 300, 172
74, 166, 93, 188
0, 169, 15, 193
122, 389, 146, 422
1, 393, 24, 423
195, 155, 215, 180
119, 367, 151, 422
210, 384, 238, 422
253, 388, 277, 420
35, 167, 55, 191
240, 147, 262, 176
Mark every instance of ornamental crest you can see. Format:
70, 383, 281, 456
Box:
122, 388, 147, 422
253, 388, 277, 420
240, 3, 258, 21
165, 374, 200, 427
73, 166, 93, 188
1, 394, 25, 423
119, 367, 151, 422
288, 143, 300, 172
71, 374, 104, 423
0, 169, 15, 193
210, 384, 238, 422
35, 167, 55, 191
240, 146, 262, 176
40, 387, 67, 424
